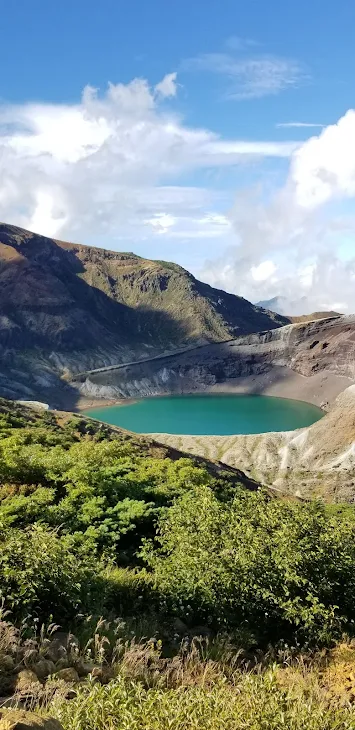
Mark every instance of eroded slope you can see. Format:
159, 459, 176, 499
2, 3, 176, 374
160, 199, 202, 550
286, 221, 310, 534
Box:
78, 315, 355, 402
156, 385, 355, 501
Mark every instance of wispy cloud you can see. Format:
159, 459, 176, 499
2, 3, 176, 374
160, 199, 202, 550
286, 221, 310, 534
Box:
184, 52, 306, 99
276, 122, 324, 128
225, 36, 258, 51
204, 139, 298, 158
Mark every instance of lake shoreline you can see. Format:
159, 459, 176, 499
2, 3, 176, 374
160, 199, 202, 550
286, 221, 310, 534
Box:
75, 366, 353, 413
80, 392, 324, 437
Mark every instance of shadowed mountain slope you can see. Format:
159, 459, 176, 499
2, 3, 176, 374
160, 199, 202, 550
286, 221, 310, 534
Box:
0, 223, 288, 402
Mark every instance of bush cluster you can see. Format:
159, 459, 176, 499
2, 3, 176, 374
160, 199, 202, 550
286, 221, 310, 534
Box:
143, 487, 355, 644
1, 402, 355, 648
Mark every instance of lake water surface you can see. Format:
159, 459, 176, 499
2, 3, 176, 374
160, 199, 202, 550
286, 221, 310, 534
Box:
84, 394, 324, 436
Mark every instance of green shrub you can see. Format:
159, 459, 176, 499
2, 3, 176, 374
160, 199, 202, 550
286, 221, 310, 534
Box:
143, 487, 355, 644
0, 420, 216, 554
0, 525, 103, 622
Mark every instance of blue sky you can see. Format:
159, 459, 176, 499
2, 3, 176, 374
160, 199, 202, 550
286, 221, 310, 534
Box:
1, 0, 355, 313
1, 0, 353, 126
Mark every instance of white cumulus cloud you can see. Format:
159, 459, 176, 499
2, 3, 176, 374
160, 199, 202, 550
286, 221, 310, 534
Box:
251, 260, 277, 282
201, 109, 355, 314
0, 73, 297, 241
144, 213, 176, 234
291, 110, 355, 208
155, 72, 178, 98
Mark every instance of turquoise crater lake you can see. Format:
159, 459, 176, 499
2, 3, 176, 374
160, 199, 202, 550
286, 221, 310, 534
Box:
84, 394, 324, 436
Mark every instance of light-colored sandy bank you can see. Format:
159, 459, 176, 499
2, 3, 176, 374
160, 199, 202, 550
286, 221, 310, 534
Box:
75, 395, 126, 411
204, 367, 352, 408
154, 384, 355, 502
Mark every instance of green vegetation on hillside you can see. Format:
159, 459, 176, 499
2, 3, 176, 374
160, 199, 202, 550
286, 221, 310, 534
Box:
144, 487, 355, 644
0, 400, 242, 621
1, 398, 355, 644
2, 398, 355, 728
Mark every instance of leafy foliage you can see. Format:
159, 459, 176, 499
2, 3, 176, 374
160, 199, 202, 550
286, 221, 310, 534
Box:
0, 524, 102, 622
143, 486, 355, 643
0, 405, 215, 555
1, 400, 355, 648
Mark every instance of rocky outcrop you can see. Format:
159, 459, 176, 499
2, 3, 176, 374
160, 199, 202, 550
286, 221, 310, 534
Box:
78, 315, 355, 401
288, 311, 341, 323
0, 711, 63, 730
0, 222, 288, 404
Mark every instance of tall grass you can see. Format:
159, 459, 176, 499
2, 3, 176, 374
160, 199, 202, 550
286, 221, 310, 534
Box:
29, 638, 355, 730
47, 670, 355, 730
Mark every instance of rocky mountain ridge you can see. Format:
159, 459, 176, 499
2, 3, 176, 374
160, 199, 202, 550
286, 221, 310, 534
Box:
78, 315, 355, 401
0, 222, 287, 403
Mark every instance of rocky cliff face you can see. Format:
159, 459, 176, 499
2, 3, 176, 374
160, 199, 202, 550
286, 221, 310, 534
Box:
0, 222, 288, 403
78, 315, 355, 400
